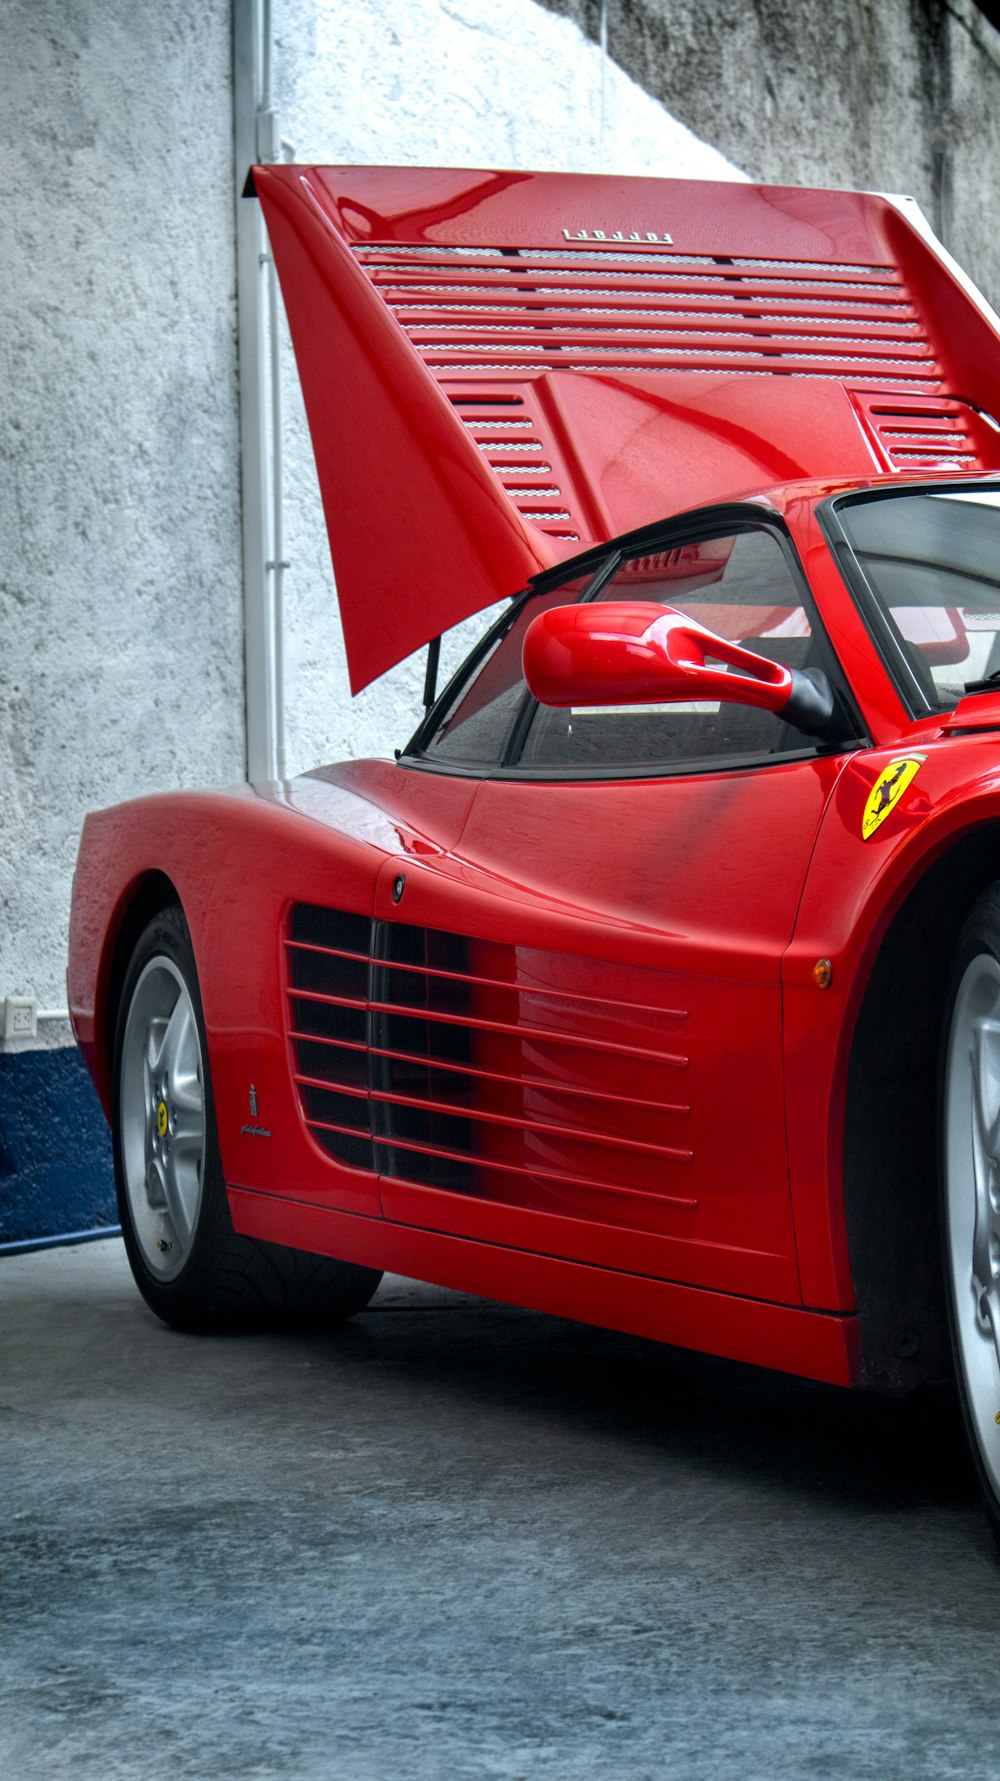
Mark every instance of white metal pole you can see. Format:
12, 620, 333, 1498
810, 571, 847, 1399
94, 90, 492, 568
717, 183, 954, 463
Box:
233, 0, 286, 782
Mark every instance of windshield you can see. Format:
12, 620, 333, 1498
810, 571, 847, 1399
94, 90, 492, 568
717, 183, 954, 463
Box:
835, 487, 1000, 709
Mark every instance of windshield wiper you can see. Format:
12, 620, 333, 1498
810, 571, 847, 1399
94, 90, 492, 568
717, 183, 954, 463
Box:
963, 669, 1000, 694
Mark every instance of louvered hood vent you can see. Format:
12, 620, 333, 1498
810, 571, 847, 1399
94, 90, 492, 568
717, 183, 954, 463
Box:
853, 394, 986, 471
362, 242, 931, 385
448, 392, 580, 543
255, 166, 1000, 691
357, 242, 998, 506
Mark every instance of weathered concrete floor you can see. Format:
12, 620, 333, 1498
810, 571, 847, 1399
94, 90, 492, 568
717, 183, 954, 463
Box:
1, 1240, 998, 1780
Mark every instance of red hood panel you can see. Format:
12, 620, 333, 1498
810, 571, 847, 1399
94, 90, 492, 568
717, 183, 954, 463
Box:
255, 165, 1000, 692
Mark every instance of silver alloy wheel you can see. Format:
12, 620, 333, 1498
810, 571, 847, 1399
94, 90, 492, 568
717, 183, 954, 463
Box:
945, 948, 1000, 1505
119, 955, 206, 1282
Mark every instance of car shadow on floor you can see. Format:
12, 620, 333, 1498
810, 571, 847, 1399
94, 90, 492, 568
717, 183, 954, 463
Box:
283, 1281, 983, 1528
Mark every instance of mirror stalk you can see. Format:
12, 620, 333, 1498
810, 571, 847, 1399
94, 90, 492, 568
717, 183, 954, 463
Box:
783, 668, 838, 740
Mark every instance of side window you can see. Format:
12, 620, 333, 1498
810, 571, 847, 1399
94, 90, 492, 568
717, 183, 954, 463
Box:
834, 490, 1000, 711
422, 574, 595, 767
520, 529, 822, 771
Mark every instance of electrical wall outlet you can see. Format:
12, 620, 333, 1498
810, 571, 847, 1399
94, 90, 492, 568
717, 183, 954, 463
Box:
3, 997, 38, 1041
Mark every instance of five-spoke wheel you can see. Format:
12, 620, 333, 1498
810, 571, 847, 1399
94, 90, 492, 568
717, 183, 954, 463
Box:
943, 888, 1000, 1531
119, 954, 206, 1282
112, 902, 382, 1332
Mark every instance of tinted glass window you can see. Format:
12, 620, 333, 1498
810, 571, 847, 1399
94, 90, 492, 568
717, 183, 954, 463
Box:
521, 529, 818, 770
423, 575, 595, 766
836, 489, 1000, 709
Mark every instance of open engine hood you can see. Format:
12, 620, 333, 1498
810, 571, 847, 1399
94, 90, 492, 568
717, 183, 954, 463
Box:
253, 164, 1000, 693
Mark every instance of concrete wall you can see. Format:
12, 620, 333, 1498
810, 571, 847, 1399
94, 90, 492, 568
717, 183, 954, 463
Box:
537, 0, 1000, 309
1, 0, 243, 1239
1, 0, 244, 1015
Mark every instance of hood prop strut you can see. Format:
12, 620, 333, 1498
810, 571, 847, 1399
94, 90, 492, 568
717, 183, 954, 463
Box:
423, 636, 442, 713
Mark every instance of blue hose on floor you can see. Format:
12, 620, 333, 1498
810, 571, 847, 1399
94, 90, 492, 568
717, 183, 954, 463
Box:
0, 1226, 121, 1256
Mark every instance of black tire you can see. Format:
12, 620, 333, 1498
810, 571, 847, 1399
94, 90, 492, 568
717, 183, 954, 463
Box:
941, 884, 1000, 1542
112, 903, 382, 1333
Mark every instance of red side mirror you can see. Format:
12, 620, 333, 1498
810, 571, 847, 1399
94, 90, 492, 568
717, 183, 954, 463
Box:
522, 601, 837, 739
523, 601, 792, 709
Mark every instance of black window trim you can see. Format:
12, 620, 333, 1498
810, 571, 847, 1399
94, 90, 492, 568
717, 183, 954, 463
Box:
401, 587, 532, 763
401, 557, 613, 766
817, 476, 1000, 721
402, 500, 868, 782
498, 550, 623, 768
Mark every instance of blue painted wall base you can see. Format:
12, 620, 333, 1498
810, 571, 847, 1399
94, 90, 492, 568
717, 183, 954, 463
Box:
0, 1046, 116, 1244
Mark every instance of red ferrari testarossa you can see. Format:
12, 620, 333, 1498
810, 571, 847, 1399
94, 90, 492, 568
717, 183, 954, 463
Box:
70, 167, 1000, 1532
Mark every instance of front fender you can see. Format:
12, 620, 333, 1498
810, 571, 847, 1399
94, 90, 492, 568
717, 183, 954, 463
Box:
783, 733, 1000, 1311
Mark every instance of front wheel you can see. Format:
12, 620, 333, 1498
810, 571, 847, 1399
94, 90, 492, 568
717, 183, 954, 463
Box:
943, 885, 1000, 1536
112, 903, 382, 1332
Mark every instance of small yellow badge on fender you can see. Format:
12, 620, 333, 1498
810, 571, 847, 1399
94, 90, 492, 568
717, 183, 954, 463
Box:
862, 756, 925, 841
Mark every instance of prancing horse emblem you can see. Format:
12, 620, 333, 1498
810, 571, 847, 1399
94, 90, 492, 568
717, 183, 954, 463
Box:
861, 756, 925, 841
249, 1083, 258, 1117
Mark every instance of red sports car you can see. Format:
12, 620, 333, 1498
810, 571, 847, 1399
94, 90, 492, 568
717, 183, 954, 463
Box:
70, 167, 1000, 1535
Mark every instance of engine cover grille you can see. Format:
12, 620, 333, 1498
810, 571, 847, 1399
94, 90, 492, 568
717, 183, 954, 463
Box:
357, 242, 936, 385
352, 239, 1000, 536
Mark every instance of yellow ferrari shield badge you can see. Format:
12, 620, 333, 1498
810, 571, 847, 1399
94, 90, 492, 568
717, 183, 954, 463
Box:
862, 756, 925, 841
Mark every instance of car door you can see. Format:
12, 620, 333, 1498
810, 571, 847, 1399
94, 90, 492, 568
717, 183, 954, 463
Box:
371, 513, 860, 1304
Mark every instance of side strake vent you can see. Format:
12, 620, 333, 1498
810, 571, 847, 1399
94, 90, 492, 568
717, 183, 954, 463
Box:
285, 904, 696, 1232
355, 242, 939, 389
286, 904, 374, 1172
